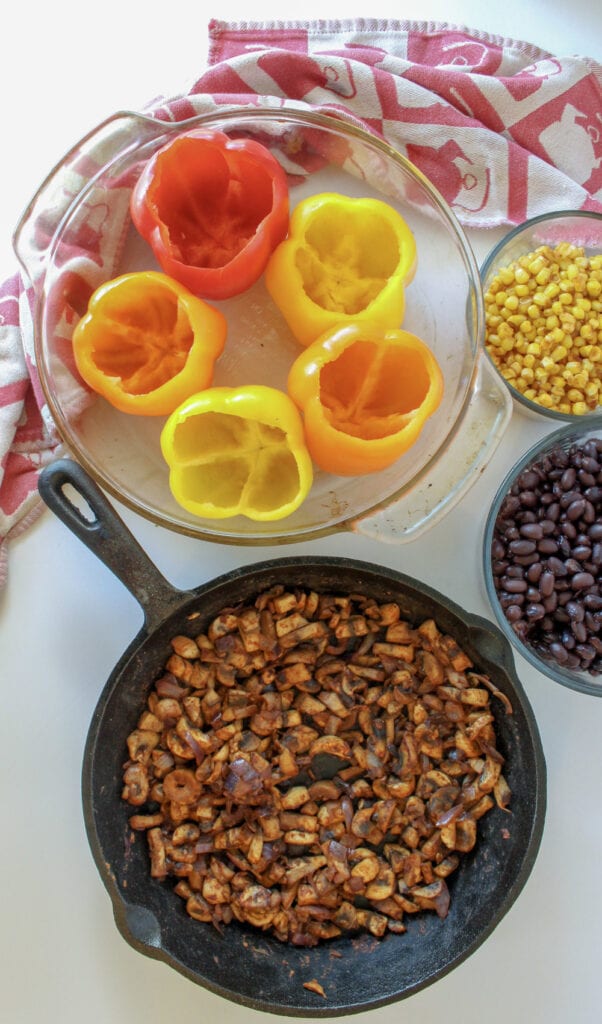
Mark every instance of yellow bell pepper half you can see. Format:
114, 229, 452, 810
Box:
265, 193, 417, 347
160, 385, 314, 521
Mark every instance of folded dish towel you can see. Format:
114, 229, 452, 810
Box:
1, 18, 601, 587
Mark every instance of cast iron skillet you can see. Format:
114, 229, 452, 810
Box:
38, 457, 546, 1017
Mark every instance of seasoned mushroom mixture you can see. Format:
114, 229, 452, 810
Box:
122, 585, 512, 946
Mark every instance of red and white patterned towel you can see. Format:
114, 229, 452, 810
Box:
2, 18, 602, 586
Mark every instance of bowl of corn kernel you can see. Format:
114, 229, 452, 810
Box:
481, 211, 602, 420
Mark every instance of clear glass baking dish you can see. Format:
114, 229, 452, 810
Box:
13, 104, 511, 544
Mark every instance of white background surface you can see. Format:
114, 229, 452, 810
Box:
2, 2, 602, 1023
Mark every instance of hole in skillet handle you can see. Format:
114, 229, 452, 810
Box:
37, 457, 191, 630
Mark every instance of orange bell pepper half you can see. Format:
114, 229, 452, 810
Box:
131, 129, 290, 301
265, 192, 417, 347
287, 322, 443, 476
72, 271, 226, 416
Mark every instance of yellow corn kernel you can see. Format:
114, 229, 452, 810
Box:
498, 266, 516, 286
587, 279, 601, 298
567, 388, 585, 402
528, 255, 546, 275
536, 392, 554, 408
550, 345, 568, 362
572, 401, 588, 415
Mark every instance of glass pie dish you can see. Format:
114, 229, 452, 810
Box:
14, 104, 511, 544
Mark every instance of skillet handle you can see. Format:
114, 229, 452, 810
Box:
38, 457, 191, 630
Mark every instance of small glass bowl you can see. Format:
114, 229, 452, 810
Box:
483, 416, 602, 696
480, 210, 602, 423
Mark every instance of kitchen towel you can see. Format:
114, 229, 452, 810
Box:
1, 18, 601, 587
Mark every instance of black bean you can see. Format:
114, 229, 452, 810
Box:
519, 490, 538, 508
520, 523, 544, 540
539, 518, 557, 535
509, 539, 536, 556
561, 631, 576, 650
566, 601, 585, 622
583, 501, 596, 524
578, 471, 597, 487
538, 570, 555, 597
549, 642, 569, 664
576, 643, 597, 663
519, 470, 540, 490
572, 572, 595, 590
538, 538, 559, 554
501, 577, 528, 593
491, 538, 505, 560
527, 562, 543, 584
513, 553, 541, 566
560, 467, 576, 490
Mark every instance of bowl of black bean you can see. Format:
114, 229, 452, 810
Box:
483, 417, 602, 695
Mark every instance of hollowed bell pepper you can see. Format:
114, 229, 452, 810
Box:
160, 385, 313, 521
72, 271, 226, 416
265, 192, 417, 347
131, 130, 290, 301
287, 322, 443, 476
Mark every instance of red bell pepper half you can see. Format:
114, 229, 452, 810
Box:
131, 129, 290, 301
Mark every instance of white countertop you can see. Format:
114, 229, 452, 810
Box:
2, 3, 602, 1022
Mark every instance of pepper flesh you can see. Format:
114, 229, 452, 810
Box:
131, 130, 290, 301
287, 322, 443, 476
72, 271, 226, 416
265, 193, 417, 347
160, 385, 314, 521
